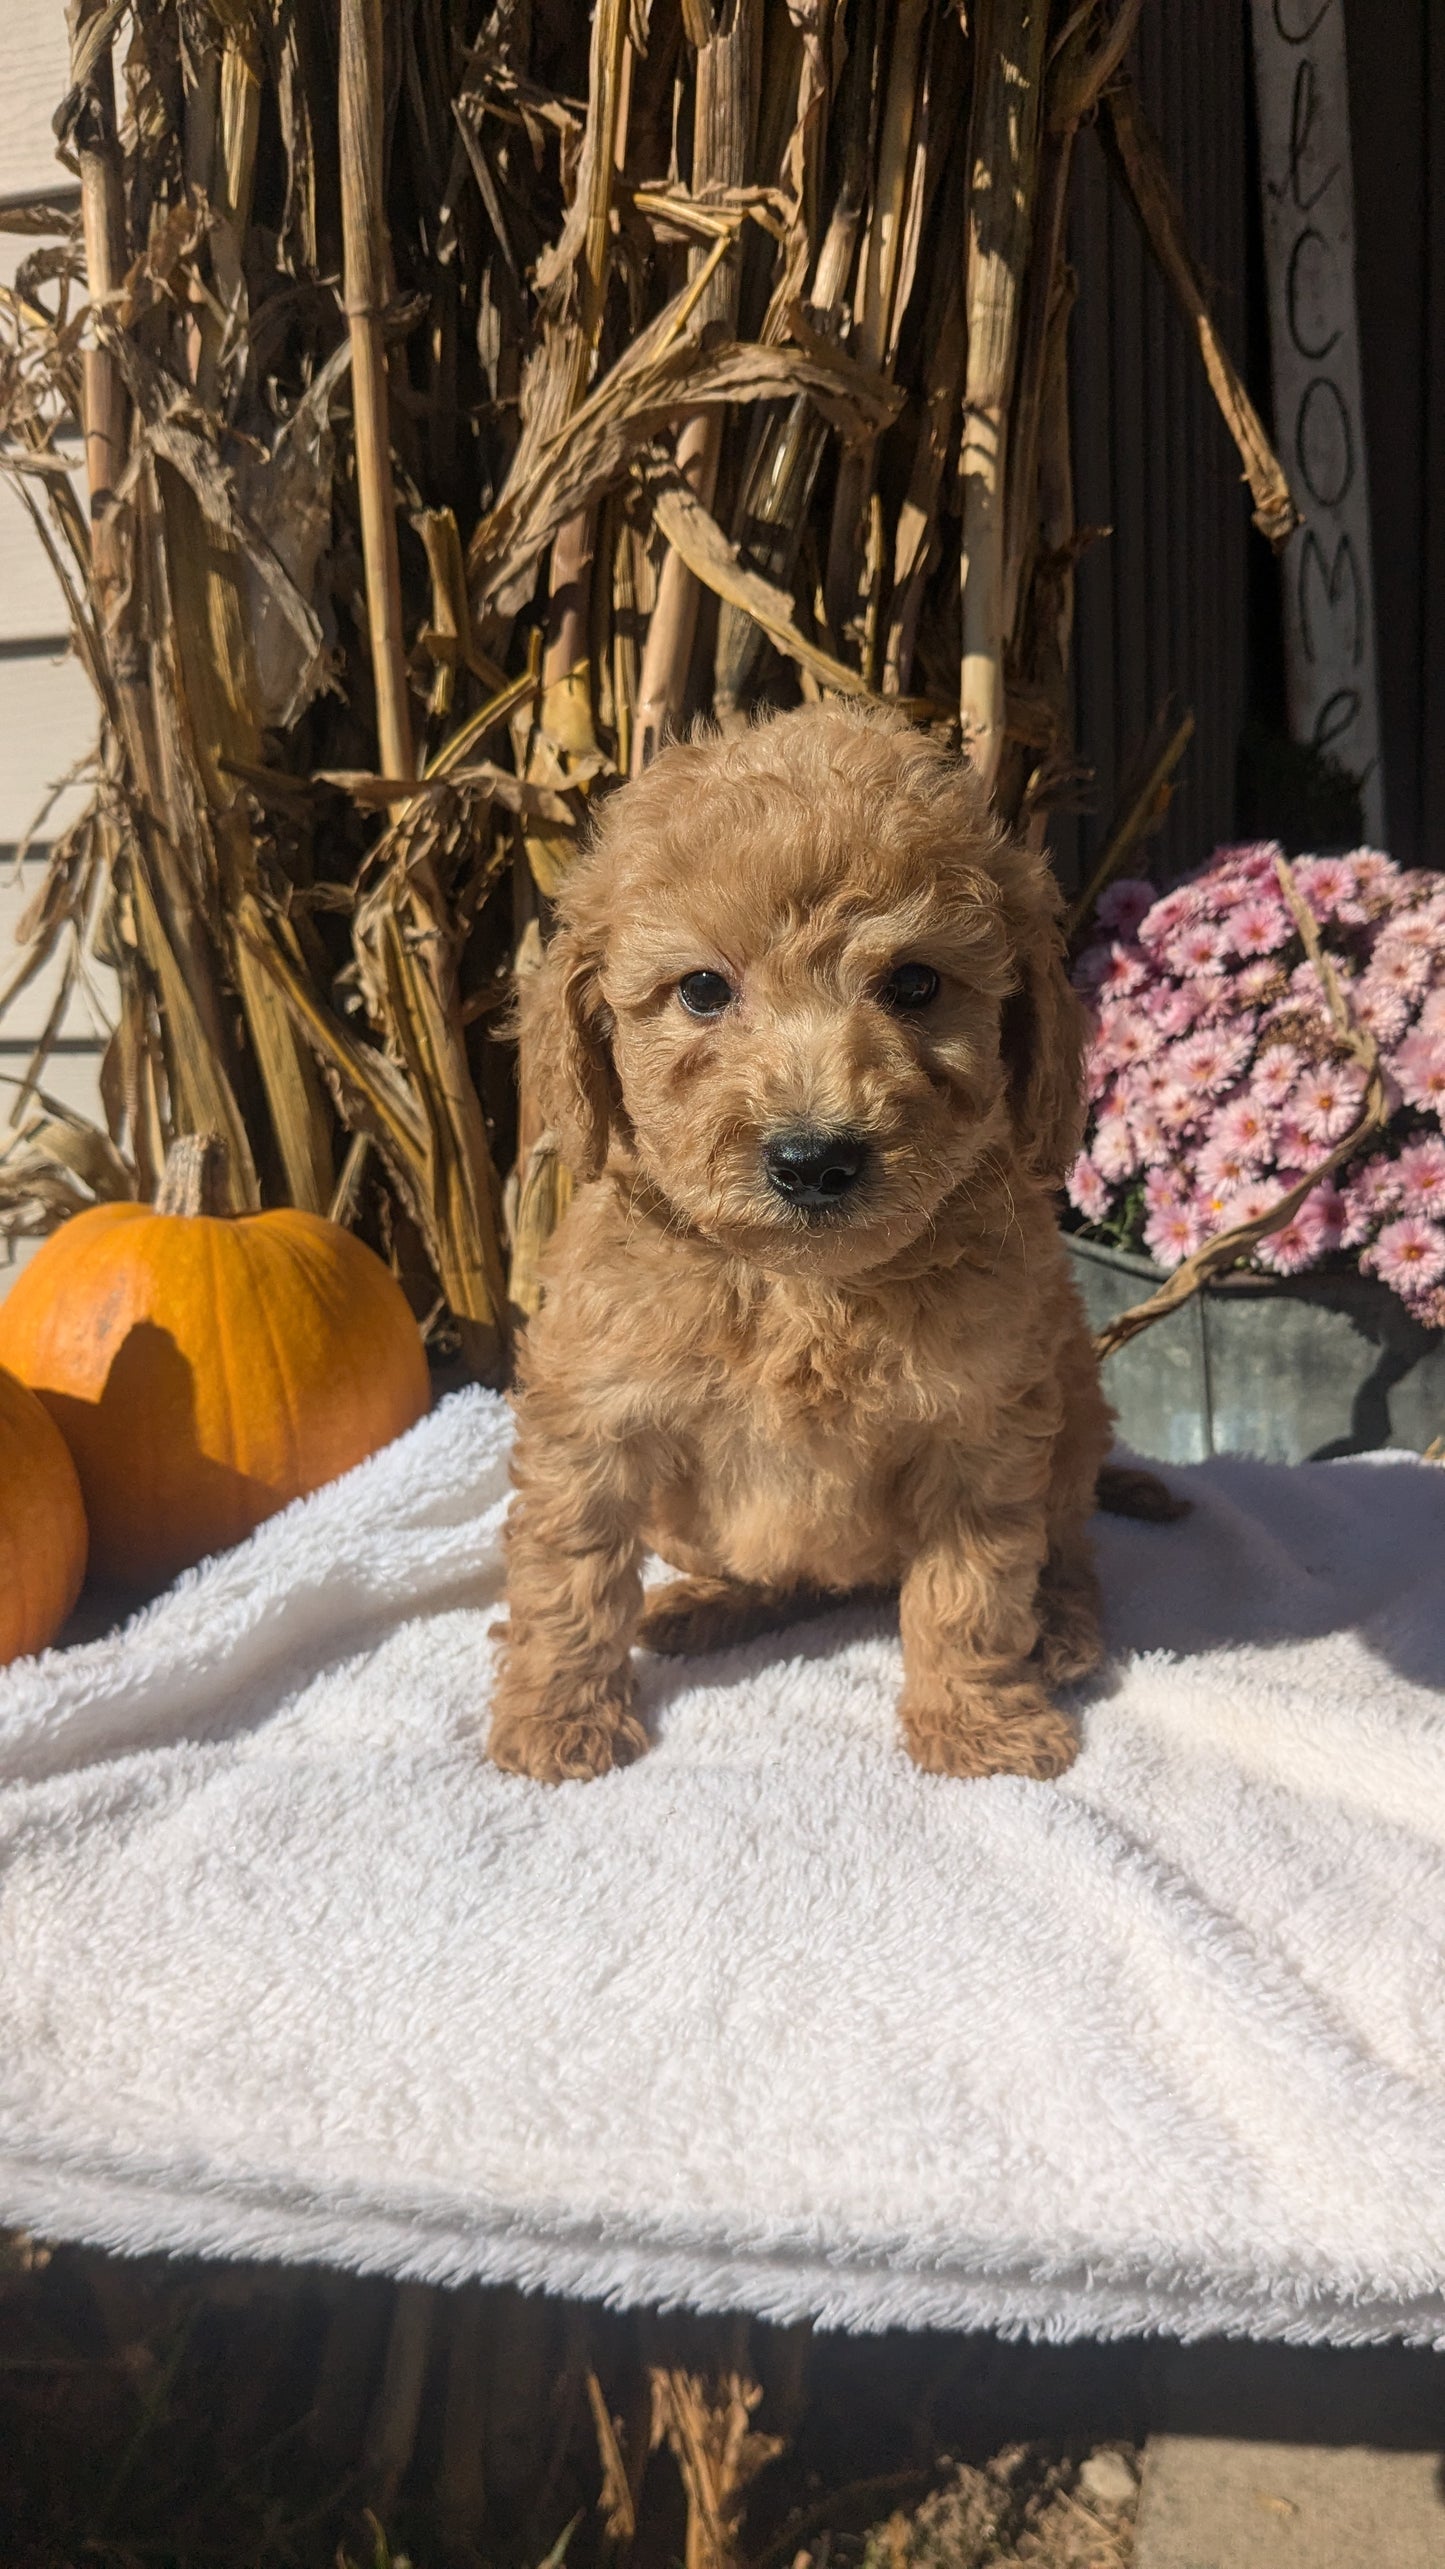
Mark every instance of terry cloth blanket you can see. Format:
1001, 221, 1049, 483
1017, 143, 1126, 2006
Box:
3, 1389, 1445, 2347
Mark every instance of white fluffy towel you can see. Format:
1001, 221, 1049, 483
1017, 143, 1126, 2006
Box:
3, 1387, 1445, 2346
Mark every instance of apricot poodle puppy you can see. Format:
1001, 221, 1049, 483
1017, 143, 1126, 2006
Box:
492, 702, 1115, 1786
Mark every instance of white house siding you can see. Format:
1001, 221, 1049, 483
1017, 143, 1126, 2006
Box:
0, 2, 70, 204
1, 0, 105, 1283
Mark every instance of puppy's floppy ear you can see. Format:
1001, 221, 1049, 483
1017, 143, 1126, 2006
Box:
519, 925, 616, 1181
997, 843, 1089, 1184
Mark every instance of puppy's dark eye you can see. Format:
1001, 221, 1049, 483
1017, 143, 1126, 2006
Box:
677, 970, 734, 1018
880, 962, 941, 1012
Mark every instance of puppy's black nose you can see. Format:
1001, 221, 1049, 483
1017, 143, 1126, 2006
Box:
763, 1128, 870, 1209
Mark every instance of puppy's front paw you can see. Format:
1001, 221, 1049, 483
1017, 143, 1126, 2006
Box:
900, 1674, 1079, 1781
487, 1697, 649, 1784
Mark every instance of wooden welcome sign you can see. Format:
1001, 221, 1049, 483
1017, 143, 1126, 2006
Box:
1250, 0, 1384, 842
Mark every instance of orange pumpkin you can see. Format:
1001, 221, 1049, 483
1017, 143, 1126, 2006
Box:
0, 1360, 87, 1665
0, 1136, 430, 1589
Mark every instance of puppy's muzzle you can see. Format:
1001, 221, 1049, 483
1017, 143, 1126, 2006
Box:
762, 1127, 871, 1213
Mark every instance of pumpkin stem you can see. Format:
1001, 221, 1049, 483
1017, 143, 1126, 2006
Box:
155, 1132, 232, 1218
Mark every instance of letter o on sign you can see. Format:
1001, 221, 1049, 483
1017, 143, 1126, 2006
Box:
1295, 375, 1353, 509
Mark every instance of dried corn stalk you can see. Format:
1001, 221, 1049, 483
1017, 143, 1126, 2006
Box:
649, 2368, 784, 2569
0, 0, 1291, 1367
632, 0, 763, 769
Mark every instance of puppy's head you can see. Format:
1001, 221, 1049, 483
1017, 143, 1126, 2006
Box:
524, 704, 1085, 1277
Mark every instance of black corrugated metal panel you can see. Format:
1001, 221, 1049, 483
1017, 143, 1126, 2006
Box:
1428, 10, 1445, 867
1063, 0, 1251, 894
1347, 0, 1445, 865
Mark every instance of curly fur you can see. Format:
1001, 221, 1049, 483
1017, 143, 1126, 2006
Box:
492, 703, 1114, 1785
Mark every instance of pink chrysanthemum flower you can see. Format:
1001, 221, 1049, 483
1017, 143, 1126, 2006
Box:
1291, 1060, 1367, 1144
1095, 941, 1149, 998
1407, 1282, 1445, 1329
1307, 1180, 1346, 1247
1191, 1184, 1237, 1241
1250, 1044, 1303, 1108
1254, 1217, 1318, 1276
1292, 855, 1356, 920
1215, 840, 1286, 885
1274, 1108, 1314, 1166
1191, 981, 1243, 1032
1348, 849, 1397, 911
1226, 897, 1291, 958
1172, 1027, 1254, 1095
1255, 1189, 1333, 1276
1142, 1164, 1189, 1214
1126, 1101, 1171, 1167
1364, 1216, 1445, 1294
1166, 922, 1229, 978
1355, 976, 1413, 1045
1112, 1056, 1155, 1108
1419, 987, 1445, 1037
1367, 941, 1431, 997
1214, 1091, 1274, 1159
1219, 1176, 1286, 1230
1066, 1152, 1110, 1222
1392, 1031, 1445, 1113
1144, 986, 1202, 1037
1154, 1079, 1200, 1136
1194, 1133, 1261, 1197
1096, 878, 1155, 937
1377, 910, 1439, 955
1339, 1153, 1404, 1246
1097, 1010, 1153, 1069
1394, 1136, 1445, 1216
1092, 1114, 1137, 1181
1137, 886, 1198, 952
1143, 1200, 1205, 1269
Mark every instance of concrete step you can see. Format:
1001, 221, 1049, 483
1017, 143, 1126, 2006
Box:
1133, 2342, 1445, 2569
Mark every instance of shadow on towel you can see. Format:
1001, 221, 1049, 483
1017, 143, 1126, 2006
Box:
640, 1450, 1445, 1717
1094, 1451, 1445, 1692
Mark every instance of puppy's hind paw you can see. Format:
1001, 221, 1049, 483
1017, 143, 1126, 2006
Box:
1036, 1621, 1105, 1687
1035, 1539, 1106, 1686
487, 1704, 649, 1784
900, 1676, 1079, 1782
1096, 1462, 1191, 1523
638, 1575, 799, 1657
1034, 1583, 1106, 1687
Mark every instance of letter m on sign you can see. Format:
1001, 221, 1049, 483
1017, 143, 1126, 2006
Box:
1298, 528, 1363, 669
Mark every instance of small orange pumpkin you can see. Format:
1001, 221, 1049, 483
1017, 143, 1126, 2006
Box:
0, 1136, 430, 1589
0, 1360, 87, 1665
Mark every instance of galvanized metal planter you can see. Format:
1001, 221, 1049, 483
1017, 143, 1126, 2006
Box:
1066, 1231, 1445, 1464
